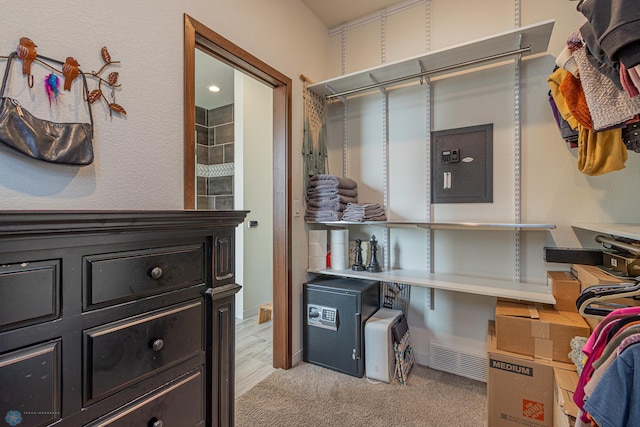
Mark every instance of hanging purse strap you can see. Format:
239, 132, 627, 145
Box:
1, 51, 94, 127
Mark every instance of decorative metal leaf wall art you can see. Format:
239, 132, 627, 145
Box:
1, 40, 127, 117
86, 46, 127, 117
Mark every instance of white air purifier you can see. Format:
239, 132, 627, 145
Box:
364, 308, 403, 383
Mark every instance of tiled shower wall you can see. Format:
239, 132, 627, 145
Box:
195, 104, 235, 210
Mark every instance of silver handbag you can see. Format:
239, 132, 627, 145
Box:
0, 51, 94, 166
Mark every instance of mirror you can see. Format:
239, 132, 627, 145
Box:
183, 14, 293, 369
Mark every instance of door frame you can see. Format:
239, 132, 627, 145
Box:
184, 14, 292, 369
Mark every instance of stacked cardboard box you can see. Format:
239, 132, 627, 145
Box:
553, 367, 579, 427
602, 251, 640, 276
570, 264, 631, 330
570, 264, 624, 289
548, 271, 581, 313
487, 321, 576, 427
494, 299, 590, 364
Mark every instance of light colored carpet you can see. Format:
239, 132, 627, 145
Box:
235, 362, 487, 427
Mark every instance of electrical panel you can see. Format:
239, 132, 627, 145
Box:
431, 124, 493, 204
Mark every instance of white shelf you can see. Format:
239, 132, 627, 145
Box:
573, 223, 640, 241
308, 19, 555, 99
308, 268, 555, 304
307, 220, 555, 231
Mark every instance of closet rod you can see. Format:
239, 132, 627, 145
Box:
325, 45, 531, 100
595, 235, 640, 256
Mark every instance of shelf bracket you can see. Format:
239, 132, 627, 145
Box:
325, 84, 347, 104
417, 60, 426, 85
368, 73, 386, 95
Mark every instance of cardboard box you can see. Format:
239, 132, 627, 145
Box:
495, 299, 590, 363
571, 264, 640, 330
548, 271, 580, 312
487, 321, 575, 427
570, 264, 624, 290
602, 251, 640, 277
553, 367, 578, 427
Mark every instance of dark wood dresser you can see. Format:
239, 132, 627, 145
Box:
0, 210, 247, 427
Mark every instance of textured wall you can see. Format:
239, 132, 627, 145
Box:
1, 0, 330, 365
0, 0, 328, 213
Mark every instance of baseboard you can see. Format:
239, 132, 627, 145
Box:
292, 349, 303, 366
413, 350, 429, 366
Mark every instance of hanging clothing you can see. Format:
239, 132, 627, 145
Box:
573, 306, 640, 425
302, 83, 328, 198
583, 343, 640, 427
577, 0, 640, 69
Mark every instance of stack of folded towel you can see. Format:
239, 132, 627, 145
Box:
342, 202, 387, 222
304, 174, 358, 222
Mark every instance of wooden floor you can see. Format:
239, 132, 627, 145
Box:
235, 314, 276, 398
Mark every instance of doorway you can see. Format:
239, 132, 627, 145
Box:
193, 50, 274, 321
184, 14, 292, 370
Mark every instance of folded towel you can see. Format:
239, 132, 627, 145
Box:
309, 174, 357, 190
307, 187, 358, 198
307, 193, 358, 205
342, 203, 386, 221
304, 209, 343, 222
307, 199, 347, 211
344, 202, 382, 212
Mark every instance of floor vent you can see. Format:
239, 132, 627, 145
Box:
429, 342, 487, 383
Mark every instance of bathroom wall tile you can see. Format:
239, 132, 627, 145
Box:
197, 195, 214, 210
208, 176, 233, 195
196, 126, 208, 146
215, 123, 234, 145
197, 176, 208, 193
210, 145, 224, 164
197, 144, 210, 165
196, 106, 207, 126
223, 143, 234, 163
209, 104, 233, 126
215, 196, 234, 210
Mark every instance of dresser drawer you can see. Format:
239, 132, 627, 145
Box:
84, 244, 204, 308
0, 260, 60, 332
0, 340, 61, 427
85, 367, 204, 427
83, 300, 203, 404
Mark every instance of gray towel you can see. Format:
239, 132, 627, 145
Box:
307, 193, 358, 205
304, 208, 343, 222
309, 174, 358, 190
342, 203, 387, 221
307, 199, 347, 211
307, 187, 358, 198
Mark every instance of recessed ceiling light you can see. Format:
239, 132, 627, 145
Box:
208, 85, 221, 93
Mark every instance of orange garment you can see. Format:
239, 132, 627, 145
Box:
560, 72, 593, 129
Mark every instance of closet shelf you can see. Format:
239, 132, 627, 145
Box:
307, 268, 555, 304
308, 19, 555, 100
573, 223, 640, 241
307, 220, 556, 231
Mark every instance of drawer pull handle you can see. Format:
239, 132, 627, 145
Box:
150, 338, 165, 352
149, 417, 164, 427
150, 266, 163, 279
